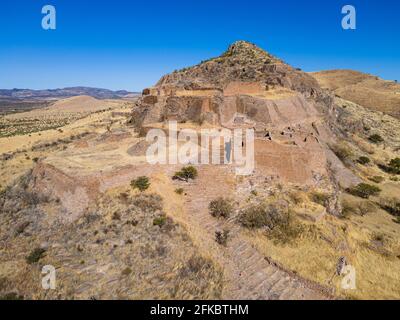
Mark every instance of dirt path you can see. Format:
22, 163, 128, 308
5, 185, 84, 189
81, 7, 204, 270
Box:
179, 165, 332, 300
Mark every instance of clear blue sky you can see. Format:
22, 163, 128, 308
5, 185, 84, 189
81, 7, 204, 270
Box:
0, 0, 399, 91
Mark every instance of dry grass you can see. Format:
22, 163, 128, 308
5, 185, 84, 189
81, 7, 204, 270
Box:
240, 187, 400, 300
311, 70, 400, 118
243, 211, 400, 299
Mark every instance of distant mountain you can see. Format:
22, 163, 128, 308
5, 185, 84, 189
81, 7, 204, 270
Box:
0, 87, 139, 100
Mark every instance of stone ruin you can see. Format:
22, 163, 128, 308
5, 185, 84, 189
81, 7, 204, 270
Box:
131, 41, 346, 187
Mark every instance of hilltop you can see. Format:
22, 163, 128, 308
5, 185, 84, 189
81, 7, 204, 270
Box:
158, 41, 324, 99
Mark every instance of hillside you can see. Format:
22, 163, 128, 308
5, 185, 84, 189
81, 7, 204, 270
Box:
310, 70, 400, 118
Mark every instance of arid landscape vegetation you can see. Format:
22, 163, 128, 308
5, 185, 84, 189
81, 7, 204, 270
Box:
1, 41, 399, 300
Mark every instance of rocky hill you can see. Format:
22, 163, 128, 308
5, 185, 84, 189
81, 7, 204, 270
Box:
132, 41, 351, 191
157, 41, 325, 99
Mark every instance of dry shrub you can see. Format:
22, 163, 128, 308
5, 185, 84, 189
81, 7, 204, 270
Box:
341, 199, 376, 217
209, 198, 233, 219
309, 191, 330, 207
131, 194, 163, 212
354, 137, 375, 155
330, 142, 354, 161
239, 201, 304, 244
238, 202, 284, 229
267, 214, 305, 245
215, 229, 229, 246
289, 190, 305, 205
356, 201, 376, 216
368, 176, 385, 184
176, 255, 223, 299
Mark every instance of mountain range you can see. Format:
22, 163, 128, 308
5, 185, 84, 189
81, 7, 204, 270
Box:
0, 86, 138, 100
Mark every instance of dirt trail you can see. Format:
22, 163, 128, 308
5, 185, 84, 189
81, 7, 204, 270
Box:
180, 165, 332, 300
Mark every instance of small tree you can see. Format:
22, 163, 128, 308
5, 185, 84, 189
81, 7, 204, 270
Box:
130, 176, 150, 192
173, 166, 198, 182
347, 183, 381, 199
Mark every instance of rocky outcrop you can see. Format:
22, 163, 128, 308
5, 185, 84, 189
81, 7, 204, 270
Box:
130, 41, 349, 188
131, 41, 334, 129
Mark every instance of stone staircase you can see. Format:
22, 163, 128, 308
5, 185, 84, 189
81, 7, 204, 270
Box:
180, 164, 332, 300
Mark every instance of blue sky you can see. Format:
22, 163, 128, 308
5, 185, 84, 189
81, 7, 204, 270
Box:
0, 0, 399, 91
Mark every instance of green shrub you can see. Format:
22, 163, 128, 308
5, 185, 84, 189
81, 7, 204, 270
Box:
175, 188, 184, 195
153, 215, 167, 227
121, 267, 132, 276
379, 197, 400, 217
26, 248, 46, 264
368, 176, 385, 184
346, 183, 381, 199
357, 156, 371, 165
209, 198, 233, 219
390, 158, 400, 170
378, 158, 400, 174
173, 166, 198, 182
368, 134, 384, 144
130, 176, 150, 192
